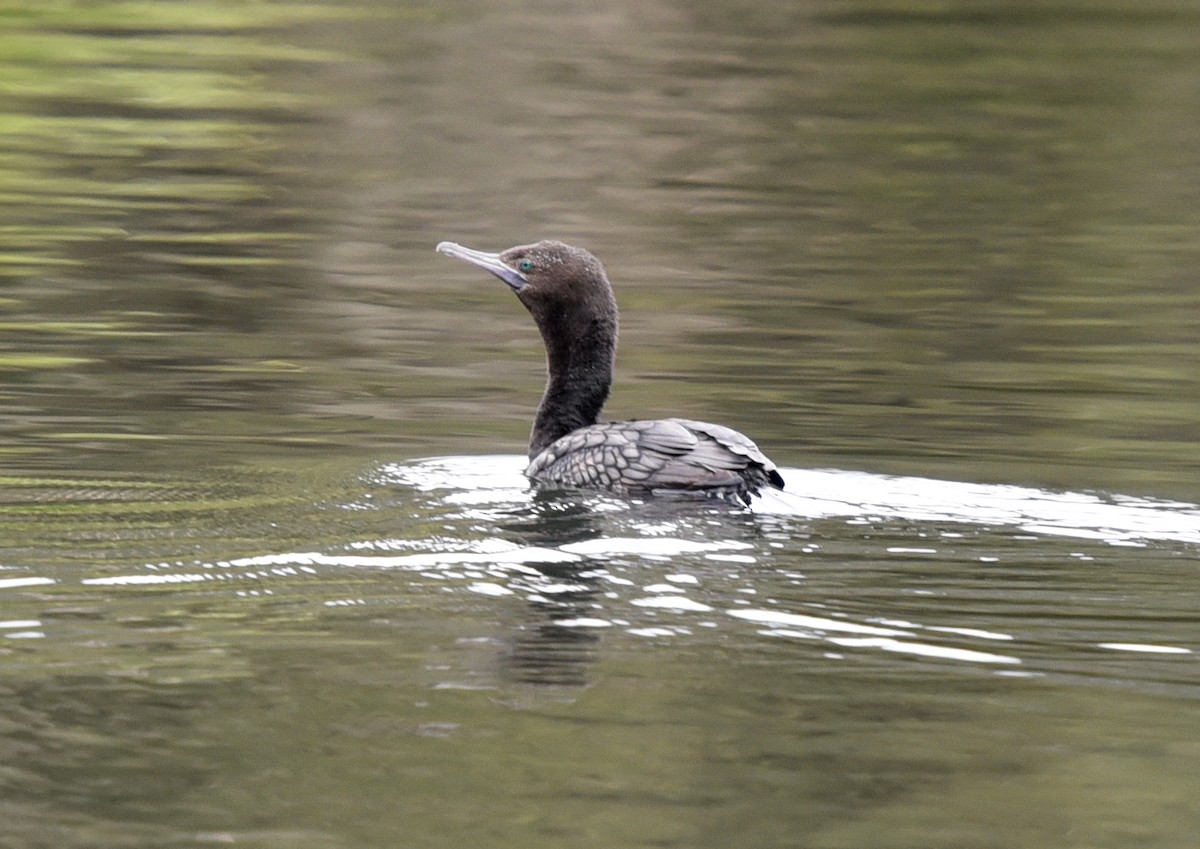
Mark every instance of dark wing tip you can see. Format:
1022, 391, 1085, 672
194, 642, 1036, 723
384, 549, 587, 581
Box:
768, 469, 785, 490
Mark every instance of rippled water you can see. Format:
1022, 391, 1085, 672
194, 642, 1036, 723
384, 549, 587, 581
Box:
3, 1, 1200, 847
5, 457, 1199, 846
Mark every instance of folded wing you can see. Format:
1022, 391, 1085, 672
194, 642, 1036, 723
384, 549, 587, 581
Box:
526, 418, 784, 505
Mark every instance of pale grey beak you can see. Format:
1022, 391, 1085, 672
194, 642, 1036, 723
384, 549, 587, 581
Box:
436, 241, 528, 292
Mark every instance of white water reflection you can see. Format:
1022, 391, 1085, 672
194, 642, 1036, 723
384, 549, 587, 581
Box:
728, 608, 1021, 665
757, 469, 1200, 545
68, 455, 1199, 677
0, 577, 56, 589
1098, 643, 1192, 655
1, 619, 45, 639
386, 455, 1200, 546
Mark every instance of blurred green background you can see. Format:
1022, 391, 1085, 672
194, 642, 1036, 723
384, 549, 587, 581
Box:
2, 0, 1198, 498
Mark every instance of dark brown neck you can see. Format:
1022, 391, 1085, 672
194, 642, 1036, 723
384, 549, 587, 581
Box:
528, 311, 616, 458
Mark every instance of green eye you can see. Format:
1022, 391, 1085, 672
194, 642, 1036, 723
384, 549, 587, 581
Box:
517, 258, 534, 273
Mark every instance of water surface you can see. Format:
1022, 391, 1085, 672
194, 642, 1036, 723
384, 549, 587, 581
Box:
2, 1, 1200, 847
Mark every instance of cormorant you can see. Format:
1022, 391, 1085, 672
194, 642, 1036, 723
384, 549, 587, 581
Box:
436, 239, 784, 505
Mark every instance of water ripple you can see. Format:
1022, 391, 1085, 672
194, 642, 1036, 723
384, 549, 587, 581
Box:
382, 456, 1200, 546
7, 455, 1196, 689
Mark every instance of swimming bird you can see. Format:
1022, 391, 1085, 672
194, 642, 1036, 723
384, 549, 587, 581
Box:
435, 239, 784, 505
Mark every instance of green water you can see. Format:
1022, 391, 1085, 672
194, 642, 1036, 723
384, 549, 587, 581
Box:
2, 1, 1200, 847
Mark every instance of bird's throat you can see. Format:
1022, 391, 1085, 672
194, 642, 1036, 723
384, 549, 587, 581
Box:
528, 342, 614, 458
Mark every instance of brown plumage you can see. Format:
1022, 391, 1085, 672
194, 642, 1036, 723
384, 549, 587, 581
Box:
436, 239, 784, 505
